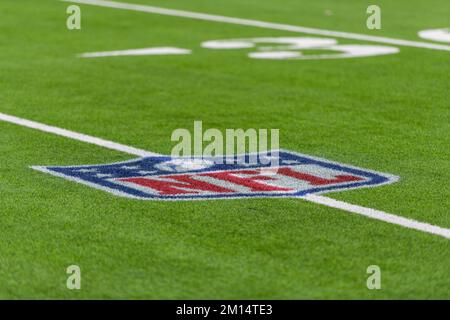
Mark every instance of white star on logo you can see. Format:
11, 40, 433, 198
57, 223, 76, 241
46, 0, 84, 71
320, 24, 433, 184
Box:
137, 170, 156, 175
77, 168, 98, 173
120, 165, 140, 170
95, 173, 113, 178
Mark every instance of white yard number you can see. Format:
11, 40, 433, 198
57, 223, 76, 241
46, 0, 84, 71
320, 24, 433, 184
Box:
418, 28, 450, 43
201, 37, 398, 60
80, 37, 399, 60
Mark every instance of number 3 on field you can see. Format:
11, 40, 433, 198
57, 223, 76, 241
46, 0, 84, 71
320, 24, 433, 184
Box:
418, 28, 450, 43
201, 37, 399, 60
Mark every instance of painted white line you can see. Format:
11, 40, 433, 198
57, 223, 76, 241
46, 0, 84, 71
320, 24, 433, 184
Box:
63, 0, 450, 52
1, 111, 449, 240
0, 112, 157, 157
79, 47, 191, 58
303, 194, 450, 240
418, 28, 450, 43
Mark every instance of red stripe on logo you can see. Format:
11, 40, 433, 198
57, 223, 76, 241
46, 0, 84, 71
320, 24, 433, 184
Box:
277, 167, 363, 185
120, 175, 235, 195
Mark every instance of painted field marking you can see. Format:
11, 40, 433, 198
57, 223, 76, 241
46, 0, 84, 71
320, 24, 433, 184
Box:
0, 112, 157, 157
418, 28, 450, 43
202, 37, 399, 60
304, 194, 450, 240
79, 47, 191, 58
1, 112, 449, 240
63, 0, 450, 52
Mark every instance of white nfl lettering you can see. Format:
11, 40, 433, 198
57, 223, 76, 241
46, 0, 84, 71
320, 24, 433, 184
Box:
113, 165, 367, 196
185, 174, 252, 193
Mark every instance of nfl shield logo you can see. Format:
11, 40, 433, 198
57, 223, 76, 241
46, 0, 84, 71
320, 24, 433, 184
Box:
32, 150, 398, 200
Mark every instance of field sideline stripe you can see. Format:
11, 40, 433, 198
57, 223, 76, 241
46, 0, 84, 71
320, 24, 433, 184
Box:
1, 112, 449, 240
0, 112, 157, 157
63, 0, 450, 52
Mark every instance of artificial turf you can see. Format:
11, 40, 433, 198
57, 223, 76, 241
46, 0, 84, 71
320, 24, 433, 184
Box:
0, 0, 449, 298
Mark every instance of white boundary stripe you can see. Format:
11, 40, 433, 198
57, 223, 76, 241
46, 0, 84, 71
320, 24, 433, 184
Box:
0, 112, 158, 157
1, 112, 449, 240
303, 194, 450, 239
63, 0, 450, 52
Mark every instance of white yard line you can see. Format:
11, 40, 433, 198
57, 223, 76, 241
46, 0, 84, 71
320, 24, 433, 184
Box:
304, 194, 450, 239
63, 0, 450, 52
0, 112, 157, 157
1, 112, 449, 240
79, 47, 192, 58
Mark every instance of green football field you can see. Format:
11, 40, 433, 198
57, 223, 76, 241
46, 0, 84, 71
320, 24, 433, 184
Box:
0, 0, 449, 299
